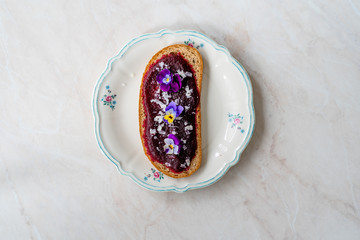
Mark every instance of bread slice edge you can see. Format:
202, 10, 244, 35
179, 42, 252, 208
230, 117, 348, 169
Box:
139, 44, 203, 178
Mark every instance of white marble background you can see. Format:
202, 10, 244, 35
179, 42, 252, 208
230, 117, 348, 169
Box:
1, 0, 359, 239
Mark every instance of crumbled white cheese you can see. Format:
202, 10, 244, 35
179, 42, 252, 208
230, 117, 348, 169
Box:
159, 62, 164, 69
150, 99, 166, 110
154, 87, 161, 97
180, 163, 186, 168
181, 139, 187, 144
185, 125, 193, 135
154, 115, 163, 123
150, 129, 156, 135
158, 123, 166, 134
185, 106, 190, 111
186, 158, 190, 166
177, 70, 186, 79
185, 85, 193, 98
183, 145, 187, 150
161, 91, 171, 105
184, 121, 188, 126
185, 125, 193, 131
165, 162, 171, 167
177, 70, 192, 79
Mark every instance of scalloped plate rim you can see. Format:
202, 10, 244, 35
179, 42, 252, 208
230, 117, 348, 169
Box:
92, 29, 255, 192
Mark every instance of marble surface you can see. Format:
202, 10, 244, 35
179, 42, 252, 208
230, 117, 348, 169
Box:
1, 0, 359, 239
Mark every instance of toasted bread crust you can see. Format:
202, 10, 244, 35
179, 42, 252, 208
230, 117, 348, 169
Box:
139, 44, 203, 178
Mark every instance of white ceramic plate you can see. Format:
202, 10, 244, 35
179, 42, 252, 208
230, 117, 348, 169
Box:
92, 29, 255, 192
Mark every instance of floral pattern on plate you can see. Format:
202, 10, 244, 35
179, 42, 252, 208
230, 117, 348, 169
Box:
228, 113, 245, 133
101, 85, 117, 110
184, 38, 204, 49
93, 29, 255, 192
144, 168, 165, 182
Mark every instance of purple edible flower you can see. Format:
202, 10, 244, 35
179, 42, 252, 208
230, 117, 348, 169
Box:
170, 73, 182, 92
156, 69, 172, 91
164, 134, 181, 155
156, 69, 182, 92
163, 101, 184, 124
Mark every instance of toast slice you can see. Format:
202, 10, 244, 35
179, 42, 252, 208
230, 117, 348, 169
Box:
139, 44, 203, 178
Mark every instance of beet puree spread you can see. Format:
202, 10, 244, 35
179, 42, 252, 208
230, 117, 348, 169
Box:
142, 53, 200, 173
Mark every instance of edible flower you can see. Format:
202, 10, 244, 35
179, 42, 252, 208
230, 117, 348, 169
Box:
156, 69, 182, 92
163, 101, 184, 124
164, 134, 181, 155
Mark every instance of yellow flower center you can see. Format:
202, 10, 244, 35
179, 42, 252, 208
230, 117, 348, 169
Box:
164, 113, 175, 123
169, 144, 174, 150
166, 77, 170, 82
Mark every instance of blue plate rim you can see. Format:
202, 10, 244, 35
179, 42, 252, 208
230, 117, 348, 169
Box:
92, 29, 255, 192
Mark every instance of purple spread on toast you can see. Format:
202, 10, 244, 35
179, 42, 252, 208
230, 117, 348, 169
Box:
142, 53, 199, 173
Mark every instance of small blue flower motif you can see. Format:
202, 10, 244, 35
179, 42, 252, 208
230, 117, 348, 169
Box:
144, 176, 148, 181
199, 43, 204, 48
106, 85, 110, 90
112, 100, 117, 105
